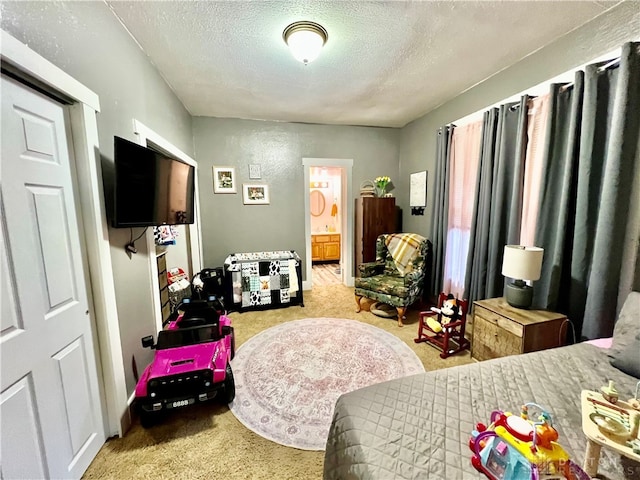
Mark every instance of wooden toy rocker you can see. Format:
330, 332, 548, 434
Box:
414, 292, 470, 358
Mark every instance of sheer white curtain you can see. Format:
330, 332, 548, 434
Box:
443, 121, 482, 297
520, 94, 550, 246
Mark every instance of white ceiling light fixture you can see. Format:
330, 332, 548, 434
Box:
283, 21, 328, 65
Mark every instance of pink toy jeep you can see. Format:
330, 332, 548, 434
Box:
134, 298, 235, 428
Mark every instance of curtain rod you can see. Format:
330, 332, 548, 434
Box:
598, 57, 621, 72
557, 56, 620, 92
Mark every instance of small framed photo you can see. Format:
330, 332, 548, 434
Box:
243, 184, 270, 205
249, 164, 261, 179
213, 166, 236, 193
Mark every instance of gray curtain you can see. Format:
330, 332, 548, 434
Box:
532, 75, 584, 314
534, 42, 640, 339
430, 125, 453, 298
464, 97, 529, 303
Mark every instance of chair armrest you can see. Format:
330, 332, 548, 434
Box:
403, 270, 425, 285
358, 262, 384, 278
443, 319, 464, 329
418, 312, 463, 330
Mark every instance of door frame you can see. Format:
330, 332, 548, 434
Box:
302, 158, 354, 288
133, 119, 203, 334
1, 29, 127, 437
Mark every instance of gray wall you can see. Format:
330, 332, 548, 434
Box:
1, 1, 194, 394
398, 2, 640, 240
3, 0, 639, 397
192, 117, 400, 275
397, 1, 640, 302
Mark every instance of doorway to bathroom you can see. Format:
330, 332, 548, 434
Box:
310, 166, 342, 286
302, 158, 354, 290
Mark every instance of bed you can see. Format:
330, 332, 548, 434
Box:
324, 293, 640, 480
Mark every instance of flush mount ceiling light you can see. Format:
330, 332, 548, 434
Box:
283, 21, 328, 65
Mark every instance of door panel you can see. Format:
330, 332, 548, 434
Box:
1, 76, 105, 479
54, 338, 95, 455
1, 218, 22, 335
30, 185, 78, 309
0, 376, 48, 480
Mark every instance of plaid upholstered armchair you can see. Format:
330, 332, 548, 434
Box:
355, 233, 432, 327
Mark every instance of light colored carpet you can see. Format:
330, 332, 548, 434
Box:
229, 317, 424, 450
82, 284, 474, 480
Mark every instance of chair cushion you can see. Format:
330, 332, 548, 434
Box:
355, 275, 410, 298
384, 257, 398, 275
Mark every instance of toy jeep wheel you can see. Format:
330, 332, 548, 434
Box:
140, 410, 156, 429
223, 363, 235, 404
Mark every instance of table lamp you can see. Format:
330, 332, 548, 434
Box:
501, 245, 544, 309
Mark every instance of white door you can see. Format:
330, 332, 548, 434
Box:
1, 76, 105, 479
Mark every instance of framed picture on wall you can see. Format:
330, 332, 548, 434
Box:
249, 164, 261, 179
243, 184, 270, 205
213, 166, 236, 193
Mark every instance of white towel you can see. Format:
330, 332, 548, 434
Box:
288, 259, 299, 294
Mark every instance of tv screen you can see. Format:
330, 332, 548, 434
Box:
112, 136, 195, 228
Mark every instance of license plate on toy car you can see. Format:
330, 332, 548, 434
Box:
167, 398, 195, 409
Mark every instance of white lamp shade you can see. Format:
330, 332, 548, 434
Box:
501, 245, 544, 281
286, 30, 324, 63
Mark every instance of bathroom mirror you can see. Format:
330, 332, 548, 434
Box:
310, 190, 326, 217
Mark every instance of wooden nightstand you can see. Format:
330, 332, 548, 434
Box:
471, 297, 567, 362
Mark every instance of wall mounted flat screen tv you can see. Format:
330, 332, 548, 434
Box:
112, 136, 195, 228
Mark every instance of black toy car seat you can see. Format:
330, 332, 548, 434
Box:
178, 299, 220, 330
192, 268, 226, 302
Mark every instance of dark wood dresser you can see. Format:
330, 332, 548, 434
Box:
354, 197, 397, 273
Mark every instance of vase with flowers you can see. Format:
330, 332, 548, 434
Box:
374, 176, 391, 198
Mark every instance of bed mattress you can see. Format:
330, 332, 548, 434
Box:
324, 343, 640, 480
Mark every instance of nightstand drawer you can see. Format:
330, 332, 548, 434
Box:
475, 306, 524, 337
472, 314, 522, 361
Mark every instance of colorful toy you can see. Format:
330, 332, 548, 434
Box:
469, 403, 590, 479
600, 380, 619, 404
580, 388, 640, 475
134, 297, 235, 428
426, 293, 461, 333
628, 381, 640, 411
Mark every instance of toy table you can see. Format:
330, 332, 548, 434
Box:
580, 390, 640, 477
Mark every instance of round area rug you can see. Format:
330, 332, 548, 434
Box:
229, 317, 425, 450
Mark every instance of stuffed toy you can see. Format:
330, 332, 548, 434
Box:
426, 294, 462, 333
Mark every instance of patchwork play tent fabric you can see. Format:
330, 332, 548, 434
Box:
224, 251, 303, 311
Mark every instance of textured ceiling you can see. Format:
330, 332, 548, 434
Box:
107, 1, 619, 128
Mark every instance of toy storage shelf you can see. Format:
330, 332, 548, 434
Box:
223, 250, 304, 312
156, 251, 172, 324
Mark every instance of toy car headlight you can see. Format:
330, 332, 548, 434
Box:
149, 380, 158, 388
